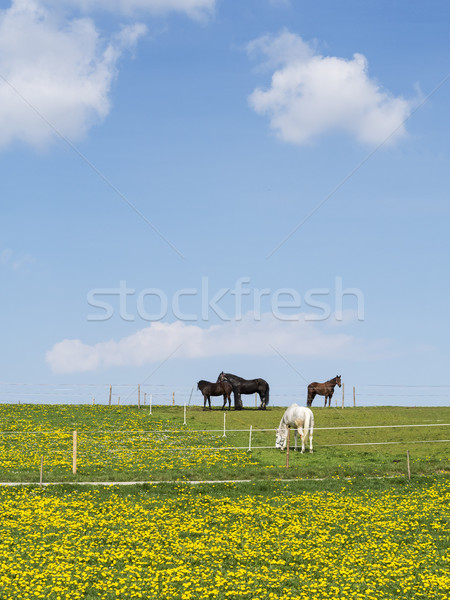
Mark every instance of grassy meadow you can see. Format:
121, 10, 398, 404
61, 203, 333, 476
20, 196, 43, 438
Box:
0, 403, 449, 599
0, 477, 449, 599
0, 404, 448, 482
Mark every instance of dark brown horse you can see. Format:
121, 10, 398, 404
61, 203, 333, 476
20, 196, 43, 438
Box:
197, 380, 233, 410
307, 375, 341, 407
217, 372, 270, 410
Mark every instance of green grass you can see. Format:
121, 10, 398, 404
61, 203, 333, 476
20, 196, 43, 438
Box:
0, 405, 449, 600
0, 477, 449, 599
0, 404, 448, 483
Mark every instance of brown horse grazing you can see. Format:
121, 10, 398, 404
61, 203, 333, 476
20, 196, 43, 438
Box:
307, 375, 341, 407
197, 380, 233, 410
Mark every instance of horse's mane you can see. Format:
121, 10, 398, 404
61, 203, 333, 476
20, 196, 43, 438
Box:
224, 373, 267, 385
223, 372, 245, 382
310, 376, 340, 386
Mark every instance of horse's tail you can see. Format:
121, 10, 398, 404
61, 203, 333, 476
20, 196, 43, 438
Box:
304, 409, 311, 431
304, 410, 313, 448
308, 409, 314, 435
265, 383, 269, 406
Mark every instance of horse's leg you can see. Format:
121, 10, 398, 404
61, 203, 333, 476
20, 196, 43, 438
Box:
221, 394, 226, 410
208, 395, 211, 410
233, 390, 242, 410
203, 394, 206, 410
299, 426, 305, 453
293, 420, 303, 452
258, 392, 265, 410
324, 395, 327, 408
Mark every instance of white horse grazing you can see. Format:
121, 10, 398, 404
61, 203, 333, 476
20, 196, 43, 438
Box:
275, 404, 314, 453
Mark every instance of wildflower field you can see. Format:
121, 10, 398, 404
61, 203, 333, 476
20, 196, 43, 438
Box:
0, 404, 449, 599
0, 478, 449, 599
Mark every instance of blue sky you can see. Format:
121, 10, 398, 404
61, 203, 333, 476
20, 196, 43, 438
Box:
1, 0, 450, 406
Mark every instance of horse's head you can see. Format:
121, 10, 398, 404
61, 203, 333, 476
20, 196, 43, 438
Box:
275, 429, 286, 450
217, 372, 226, 383
336, 375, 342, 387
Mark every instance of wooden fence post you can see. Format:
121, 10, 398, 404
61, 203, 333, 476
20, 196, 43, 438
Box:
172, 392, 175, 406
40, 456, 44, 487
72, 431, 77, 475
286, 427, 291, 468
138, 384, 141, 409
353, 386, 356, 408
108, 385, 112, 406
342, 383, 344, 408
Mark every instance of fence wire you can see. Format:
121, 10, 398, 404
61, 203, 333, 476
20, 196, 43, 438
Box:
1, 382, 450, 407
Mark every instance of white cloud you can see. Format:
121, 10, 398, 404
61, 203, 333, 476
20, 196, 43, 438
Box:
0, 0, 147, 148
0, 0, 216, 149
248, 30, 412, 146
46, 311, 385, 373
42, 0, 215, 19
1, 247, 36, 270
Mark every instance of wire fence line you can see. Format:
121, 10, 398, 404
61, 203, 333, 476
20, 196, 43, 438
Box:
1, 423, 450, 436
1, 382, 450, 407
0, 422, 448, 482
0, 423, 449, 450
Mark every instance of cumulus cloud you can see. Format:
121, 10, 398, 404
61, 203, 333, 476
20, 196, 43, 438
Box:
43, 0, 216, 19
0, 0, 217, 149
45, 311, 384, 373
0, 0, 147, 148
247, 30, 412, 146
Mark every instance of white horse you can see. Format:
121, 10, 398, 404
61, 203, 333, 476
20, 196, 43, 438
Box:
275, 404, 314, 453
